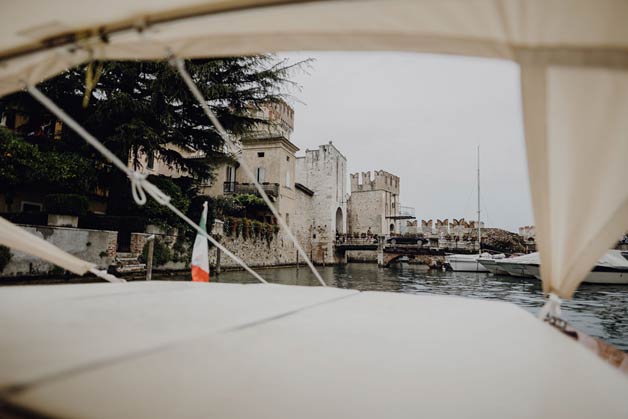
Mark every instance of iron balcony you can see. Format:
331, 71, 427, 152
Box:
224, 182, 279, 198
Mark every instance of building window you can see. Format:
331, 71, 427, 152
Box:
226, 165, 235, 182
285, 170, 291, 188
255, 167, 266, 183
147, 152, 155, 170
285, 213, 290, 226
286, 156, 290, 161
257, 152, 265, 158
21, 201, 43, 213
224, 166, 236, 192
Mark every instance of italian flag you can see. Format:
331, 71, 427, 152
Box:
191, 201, 210, 282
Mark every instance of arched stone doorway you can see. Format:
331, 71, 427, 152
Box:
335, 207, 344, 235
389, 223, 395, 234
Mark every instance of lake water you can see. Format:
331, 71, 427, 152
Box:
212, 262, 628, 351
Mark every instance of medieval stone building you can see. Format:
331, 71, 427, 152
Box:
347, 170, 400, 235
294, 142, 347, 264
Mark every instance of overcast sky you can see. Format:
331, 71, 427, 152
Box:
278, 51, 532, 233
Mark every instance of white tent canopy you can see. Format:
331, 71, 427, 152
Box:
1, 0, 627, 298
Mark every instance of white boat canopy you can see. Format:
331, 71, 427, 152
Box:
1, 0, 627, 298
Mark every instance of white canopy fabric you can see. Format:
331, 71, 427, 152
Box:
1, 282, 627, 418
0, 0, 627, 298
0, 216, 95, 275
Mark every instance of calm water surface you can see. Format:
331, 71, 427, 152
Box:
212, 263, 628, 350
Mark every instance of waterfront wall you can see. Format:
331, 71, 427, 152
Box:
207, 231, 300, 270
145, 223, 303, 272
1, 218, 355, 279
346, 250, 378, 263
1, 224, 117, 278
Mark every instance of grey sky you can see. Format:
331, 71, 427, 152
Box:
278, 51, 533, 233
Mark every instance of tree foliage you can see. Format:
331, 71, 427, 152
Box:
0, 128, 95, 210
0, 56, 305, 218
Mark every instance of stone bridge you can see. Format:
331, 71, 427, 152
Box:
335, 238, 463, 267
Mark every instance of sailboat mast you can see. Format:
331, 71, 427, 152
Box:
477, 145, 481, 255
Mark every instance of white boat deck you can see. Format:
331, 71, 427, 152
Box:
1, 281, 627, 418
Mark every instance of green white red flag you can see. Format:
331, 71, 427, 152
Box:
191, 201, 209, 282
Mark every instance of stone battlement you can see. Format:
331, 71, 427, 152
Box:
420, 218, 484, 235
350, 170, 399, 194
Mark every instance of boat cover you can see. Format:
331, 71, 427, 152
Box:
1, 0, 627, 298
0, 282, 627, 418
597, 250, 628, 270
499, 252, 541, 265
501, 250, 628, 269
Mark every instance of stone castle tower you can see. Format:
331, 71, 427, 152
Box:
348, 170, 400, 235
294, 141, 347, 264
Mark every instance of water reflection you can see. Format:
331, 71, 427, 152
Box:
212, 263, 628, 350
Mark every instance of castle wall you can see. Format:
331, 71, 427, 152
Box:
292, 142, 347, 265
348, 169, 400, 235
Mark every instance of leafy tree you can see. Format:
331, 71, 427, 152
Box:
0, 128, 95, 211
0, 57, 305, 217
133, 175, 191, 229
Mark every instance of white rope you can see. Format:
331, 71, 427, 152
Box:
89, 267, 127, 283
538, 292, 562, 320
172, 58, 327, 287
26, 83, 268, 285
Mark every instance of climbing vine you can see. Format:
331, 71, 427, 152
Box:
223, 217, 278, 244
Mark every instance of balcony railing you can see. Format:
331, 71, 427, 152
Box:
224, 182, 280, 198
399, 206, 416, 217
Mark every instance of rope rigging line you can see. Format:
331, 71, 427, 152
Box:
90, 267, 127, 283
172, 58, 327, 287
26, 83, 268, 285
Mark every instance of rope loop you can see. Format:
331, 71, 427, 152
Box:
538, 292, 562, 321
129, 171, 172, 206
129, 171, 148, 205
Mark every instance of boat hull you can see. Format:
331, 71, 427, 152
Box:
478, 259, 509, 275
533, 267, 628, 285
446, 255, 489, 272
584, 270, 628, 284
496, 261, 536, 278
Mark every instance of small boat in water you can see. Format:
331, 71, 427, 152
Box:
493, 253, 540, 278
490, 251, 628, 284
530, 250, 628, 285
477, 254, 508, 275
446, 147, 489, 273
446, 253, 490, 272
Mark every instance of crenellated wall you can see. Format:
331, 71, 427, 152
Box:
348, 169, 400, 235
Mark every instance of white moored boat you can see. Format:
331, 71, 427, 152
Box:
477, 254, 508, 275
496, 253, 541, 278
446, 253, 489, 272
446, 147, 488, 273
529, 250, 628, 285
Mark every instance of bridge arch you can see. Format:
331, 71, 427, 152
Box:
383, 253, 408, 267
